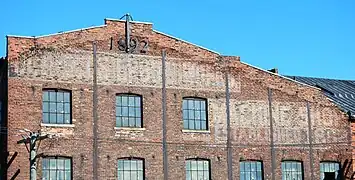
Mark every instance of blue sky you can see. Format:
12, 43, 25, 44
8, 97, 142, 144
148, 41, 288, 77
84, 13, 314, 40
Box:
1, 0, 354, 79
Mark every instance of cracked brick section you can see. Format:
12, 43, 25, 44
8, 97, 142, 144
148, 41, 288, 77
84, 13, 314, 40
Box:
6, 18, 353, 179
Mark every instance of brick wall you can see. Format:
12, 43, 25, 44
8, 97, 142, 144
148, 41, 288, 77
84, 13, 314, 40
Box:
5, 18, 353, 179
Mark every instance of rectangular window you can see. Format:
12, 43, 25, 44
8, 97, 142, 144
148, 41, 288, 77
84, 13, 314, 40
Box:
117, 158, 144, 180
42, 157, 72, 180
42, 90, 71, 124
116, 94, 142, 128
183, 98, 207, 130
320, 162, 340, 180
240, 161, 263, 180
281, 161, 303, 180
185, 159, 210, 180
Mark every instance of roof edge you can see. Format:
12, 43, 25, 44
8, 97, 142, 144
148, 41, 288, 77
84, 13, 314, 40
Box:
6, 35, 35, 39
240, 61, 321, 90
105, 18, 153, 25
7, 25, 107, 39
152, 29, 220, 55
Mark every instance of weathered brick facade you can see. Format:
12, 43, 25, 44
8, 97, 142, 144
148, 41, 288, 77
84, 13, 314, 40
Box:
4, 18, 353, 179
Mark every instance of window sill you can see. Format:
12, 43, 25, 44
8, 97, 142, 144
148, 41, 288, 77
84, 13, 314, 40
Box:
114, 127, 146, 131
41, 123, 75, 128
182, 129, 210, 134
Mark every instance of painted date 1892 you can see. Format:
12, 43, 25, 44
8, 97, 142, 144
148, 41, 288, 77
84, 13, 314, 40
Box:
117, 38, 148, 53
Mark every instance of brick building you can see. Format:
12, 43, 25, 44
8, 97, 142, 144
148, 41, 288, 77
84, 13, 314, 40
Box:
1, 18, 354, 179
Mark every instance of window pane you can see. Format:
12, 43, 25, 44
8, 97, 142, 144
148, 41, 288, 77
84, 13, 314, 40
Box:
201, 111, 206, 120
116, 107, 122, 116
195, 120, 201, 130
201, 121, 207, 130
129, 108, 135, 117
137, 160, 143, 170
49, 114, 57, 124
49, 92, 56, 102
129, 118, 135, 127
118, 160, 124, 170
43, 102, 49, 112
198, 171, 204, 179
122, 96, 128, 106
135, 108, 141, 117
56, 103, 63, 113
116, 96, 122, 105
135, 97, 141, 106
183, 110, 189, 120
124, 171, 130, 180
183, 120, 189, 129
135, 118, 142, 128
49, 159, 56, 169
57, 92, 64, 102
118, 171, 123, 180
64, 114, 70, 124
189, 120, 195, 129
116, 117, 122, 127
203, 161, 209, 169
43, 113, 49, 123
183, 100, 188, 109
204, 170, 209, 180
191, 171, 197, 179
42, 159, 49, 169
122, 107, 128, 116
186, 170, 191, 180
191, 161, 197, 170
188, 110, 194, 119
65, 171, 71, 180
65, 159, 71, 170
198, 161, 204, 170
194, 101, 201, 110
201, 101, 206, 110
57, 159, 64, 169
43, 91, 49, 101
50, 171, 56, 179
131, 171, 137, 180
64, 93, 70, 102
57, 114, 64, 124
124, 160, 131, 170
42, 171, 49, 180
122, 118, 129, 126
188, 100, 194, 109
64, 103, 70, 113
49, 103, 56, 112
128, 96, 135, 106
138, 171, 144, 180
195, 111, 201, 119
57, 170, 64, 180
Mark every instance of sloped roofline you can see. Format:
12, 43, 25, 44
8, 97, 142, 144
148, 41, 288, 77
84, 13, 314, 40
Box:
7, 18, 220, 54
240, 61, 321, 90
6, 25, 107, 39
152, 30, 220, 55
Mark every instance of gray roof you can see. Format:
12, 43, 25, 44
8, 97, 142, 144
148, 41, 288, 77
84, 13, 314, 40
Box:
286, 76, 355, 117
